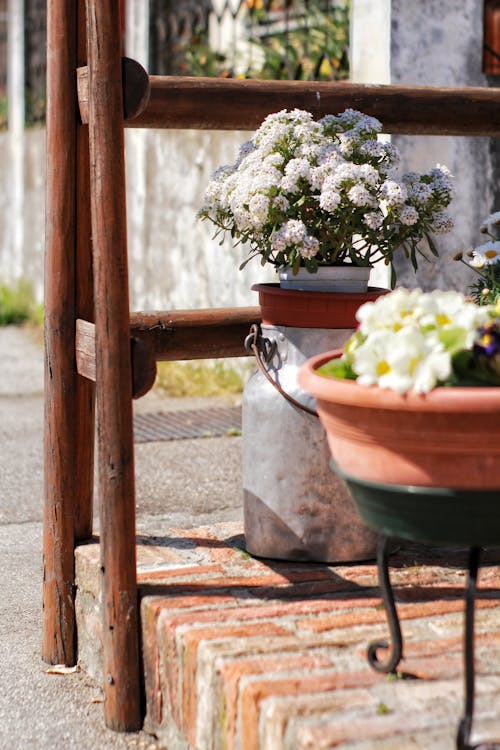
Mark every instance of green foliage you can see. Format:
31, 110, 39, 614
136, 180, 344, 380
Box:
376, 702, 392, 715
176, 1, 350, 82
468, 270, 500, 307
318, 357, 356, 380
0, 278, 43, 326
155, 360, 246, 398
248, 0, 350, 82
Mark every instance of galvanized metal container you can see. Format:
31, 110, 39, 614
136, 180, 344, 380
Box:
242, 323, 378, 563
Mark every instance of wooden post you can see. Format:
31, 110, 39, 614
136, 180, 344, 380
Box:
42, 0, 77, 666
74, 0, 95, 542
85, 0, 141, 730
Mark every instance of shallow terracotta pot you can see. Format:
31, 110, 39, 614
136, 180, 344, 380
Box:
298, 349, 500, 490
251, 283, 387, 328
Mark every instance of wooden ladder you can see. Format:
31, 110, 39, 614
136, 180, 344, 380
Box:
42, 0, 500, 732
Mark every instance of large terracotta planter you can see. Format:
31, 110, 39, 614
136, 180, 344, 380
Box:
298, 349, 500, 490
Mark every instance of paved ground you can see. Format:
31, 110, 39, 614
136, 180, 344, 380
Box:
0, 324, 245, 749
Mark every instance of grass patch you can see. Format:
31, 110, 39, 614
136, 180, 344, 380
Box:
0, 279, 43, 326
155, 360, 247, 398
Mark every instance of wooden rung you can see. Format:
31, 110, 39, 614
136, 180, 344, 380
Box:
77, 57, 150, 124
77, 64, 500, 135
130, 307, 261, 361
76, 307, 260, 398
76, 318, 157, 399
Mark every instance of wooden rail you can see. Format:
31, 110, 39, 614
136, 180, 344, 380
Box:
78, 66, 500, 135
75, 307, 260, 398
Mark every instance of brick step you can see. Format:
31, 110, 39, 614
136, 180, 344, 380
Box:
75, 523, 500, 750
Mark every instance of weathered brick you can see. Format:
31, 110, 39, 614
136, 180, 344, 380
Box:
137, 563, 225, 582
239, 669, 381, 750
219, 653, 335, 750
182, 622, 291, 746
76, 527, 500, 750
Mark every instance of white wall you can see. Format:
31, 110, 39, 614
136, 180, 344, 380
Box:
4, 0, 495, 303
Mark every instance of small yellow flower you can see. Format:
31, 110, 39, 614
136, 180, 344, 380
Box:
376, 360, 391, 376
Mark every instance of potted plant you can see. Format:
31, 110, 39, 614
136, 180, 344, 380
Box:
197, 109, 455, 563
299, 288, 500, 750
198, 107, 454, 295
298, 287, 500, 546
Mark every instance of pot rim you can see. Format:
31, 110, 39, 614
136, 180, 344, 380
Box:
251, 283, 387, 300
298, 348, 500, 413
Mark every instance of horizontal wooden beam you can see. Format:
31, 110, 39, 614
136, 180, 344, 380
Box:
77, 57, 150, 124
130, 307, 261, 361
76, 318, 157, 399
76, 308, 260, 398
77, 65, 500, 135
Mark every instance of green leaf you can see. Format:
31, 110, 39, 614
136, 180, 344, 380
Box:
439, 327, 467, 354
410, 244, 418, 271
452, 349, 500, 386
390, 264, 397, 289
318, 358, 357, 380
424, 231, 440, 258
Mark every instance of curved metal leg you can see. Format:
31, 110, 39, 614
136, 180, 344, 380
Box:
457, 546, 481, 750
368, 536, 404, 674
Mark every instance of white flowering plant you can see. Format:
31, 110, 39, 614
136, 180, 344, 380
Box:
198, 109, 455, 284
454, 211, 500, 305
319, 288, 500, 393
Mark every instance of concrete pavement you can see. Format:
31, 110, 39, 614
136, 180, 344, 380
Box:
0, 324, 245, 749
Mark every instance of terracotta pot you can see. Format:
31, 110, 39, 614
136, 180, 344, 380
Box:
298, 349, 500, 490
252, 283, 387, 328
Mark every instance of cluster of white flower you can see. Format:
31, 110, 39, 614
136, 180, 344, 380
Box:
270, 219, 320, 259
199, 108, 455, 275
340, 288, 491, 394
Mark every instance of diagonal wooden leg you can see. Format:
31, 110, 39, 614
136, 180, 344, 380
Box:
42, 0, 78, 668
86, 0, 141, 731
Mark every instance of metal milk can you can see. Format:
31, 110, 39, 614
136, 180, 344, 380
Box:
242, 323, 378, 563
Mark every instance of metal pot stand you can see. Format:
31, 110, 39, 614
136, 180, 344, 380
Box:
332, 463, 500, 750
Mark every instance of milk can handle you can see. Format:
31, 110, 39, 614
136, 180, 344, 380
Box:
244, 324, 318, 418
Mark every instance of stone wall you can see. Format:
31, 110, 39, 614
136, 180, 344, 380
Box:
351, 0, 495, 292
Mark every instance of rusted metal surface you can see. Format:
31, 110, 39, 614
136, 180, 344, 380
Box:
134, 406, 242, 443
85, 0, 141, 731
42, 0, 77, 668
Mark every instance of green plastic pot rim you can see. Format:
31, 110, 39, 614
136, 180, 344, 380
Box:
330, 459, 500, 498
